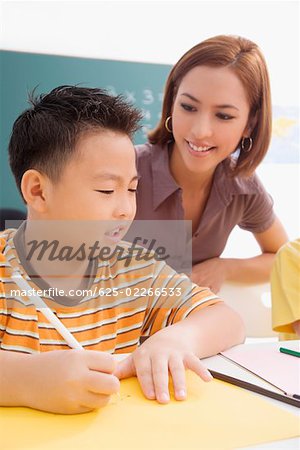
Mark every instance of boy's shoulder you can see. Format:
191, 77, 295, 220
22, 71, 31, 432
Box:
0, 228, 16, 254
0, 228, 23, 282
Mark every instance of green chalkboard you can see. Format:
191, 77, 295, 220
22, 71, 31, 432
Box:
0, 50, 171, 211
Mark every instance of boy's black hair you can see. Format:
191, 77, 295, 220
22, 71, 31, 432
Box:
8, 85, 142, 198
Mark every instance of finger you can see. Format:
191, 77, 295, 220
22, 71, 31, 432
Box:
80, 391, 111, 410
168, 356, 187, 401
184, 354, 213, 382
134, 354, 156, 400
151, 355, 170, 404
85, 350, 116, 374
114, 355, 136, 379
209, 284, 217, 294
86, 371, 120, 395
190, 273, 200, 283
213, 285, 220, 294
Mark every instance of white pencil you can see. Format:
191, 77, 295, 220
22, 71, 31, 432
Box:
11, 270, 84, 350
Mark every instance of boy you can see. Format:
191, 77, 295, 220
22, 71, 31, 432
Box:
0, 86, 245, 414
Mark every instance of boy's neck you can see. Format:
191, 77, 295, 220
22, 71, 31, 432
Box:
24, 222, 91, 278
13, 221, 97, 301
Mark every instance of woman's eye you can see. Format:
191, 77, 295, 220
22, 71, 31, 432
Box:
180, 103, 196, 112
217, 113, 234, 120
95, 190, 114, 195
128, 188, 137, 193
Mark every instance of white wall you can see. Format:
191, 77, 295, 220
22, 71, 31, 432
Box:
1, 0, 299, 245
1, 0, 299, 106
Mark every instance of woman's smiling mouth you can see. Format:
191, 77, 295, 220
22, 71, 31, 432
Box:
186, 140, 216, 155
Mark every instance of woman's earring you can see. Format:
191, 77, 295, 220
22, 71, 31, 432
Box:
165, 116, 173, 133
241, 137, 253, 152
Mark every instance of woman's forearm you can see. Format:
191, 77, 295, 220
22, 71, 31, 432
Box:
223, 253, 276, 284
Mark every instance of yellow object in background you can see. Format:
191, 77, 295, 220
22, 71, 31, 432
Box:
1, 371, 299, 449
271, 239, 300, 340
272, 117, 297, 138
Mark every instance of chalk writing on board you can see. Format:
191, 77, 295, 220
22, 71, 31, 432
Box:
142, 89, 154, 105
141, 109, 151, 121
124, 90, 136, 104
104, 85, 164, 141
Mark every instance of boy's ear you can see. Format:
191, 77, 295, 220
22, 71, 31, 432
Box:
21, 169, 49, 213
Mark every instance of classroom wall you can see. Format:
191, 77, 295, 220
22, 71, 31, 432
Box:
2, 0, 299, 106
1, 0, 299, 256
0, 51, 171, 211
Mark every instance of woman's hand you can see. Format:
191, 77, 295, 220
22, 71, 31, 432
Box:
191, 258, 227, 293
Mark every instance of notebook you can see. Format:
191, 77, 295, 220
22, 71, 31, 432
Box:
204, 340, 300, 407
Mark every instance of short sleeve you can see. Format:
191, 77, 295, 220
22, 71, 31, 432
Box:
141, 260, 221, 336
0, 296, 8, 343
0, 237, 8, 341
238, 175, 275, 233
271, 240, 300, 334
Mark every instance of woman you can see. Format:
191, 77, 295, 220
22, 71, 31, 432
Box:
135, 35, 288, 293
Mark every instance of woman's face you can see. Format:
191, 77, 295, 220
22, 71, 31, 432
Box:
171, 65, 251, 176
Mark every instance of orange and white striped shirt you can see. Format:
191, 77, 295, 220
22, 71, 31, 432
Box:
0, 227, 221, 354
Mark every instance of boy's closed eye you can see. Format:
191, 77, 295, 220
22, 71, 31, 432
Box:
95, 187, 138, 195
95, 190, 114, 195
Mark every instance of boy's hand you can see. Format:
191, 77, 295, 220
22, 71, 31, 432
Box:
114, 328, 212, 404
23, 350, 120, 414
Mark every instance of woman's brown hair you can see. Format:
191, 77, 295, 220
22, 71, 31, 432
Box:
148, 35, 272, 177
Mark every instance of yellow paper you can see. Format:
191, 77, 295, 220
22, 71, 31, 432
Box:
1, 372, 299, 449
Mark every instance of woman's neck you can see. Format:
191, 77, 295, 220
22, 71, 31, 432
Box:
169, 144, 215, 193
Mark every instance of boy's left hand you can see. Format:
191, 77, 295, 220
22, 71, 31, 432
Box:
114, 328, 213, 404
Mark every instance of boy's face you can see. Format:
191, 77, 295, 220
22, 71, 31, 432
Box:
45, 130, 138, 227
